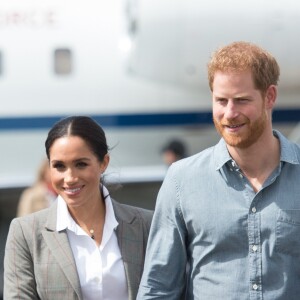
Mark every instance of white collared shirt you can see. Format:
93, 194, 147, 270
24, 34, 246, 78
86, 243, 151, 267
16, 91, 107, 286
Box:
56, 187, 128, 300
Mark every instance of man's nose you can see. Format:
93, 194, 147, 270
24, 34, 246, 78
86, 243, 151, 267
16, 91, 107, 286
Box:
224, 101, 239, 119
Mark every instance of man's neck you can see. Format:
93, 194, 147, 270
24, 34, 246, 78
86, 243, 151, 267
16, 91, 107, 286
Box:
227, 131, 280, 192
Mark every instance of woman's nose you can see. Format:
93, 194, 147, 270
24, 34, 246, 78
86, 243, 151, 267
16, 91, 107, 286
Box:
64, 169, 78, 184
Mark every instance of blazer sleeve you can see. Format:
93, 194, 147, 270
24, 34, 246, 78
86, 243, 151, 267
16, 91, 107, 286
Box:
138, 208, 153, 252
4, 218, 40, 299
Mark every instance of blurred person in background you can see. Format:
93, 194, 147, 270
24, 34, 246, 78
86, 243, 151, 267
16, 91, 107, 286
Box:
161, 139, 187, 166
4, 116, 153, 300
17, 159, 57, 217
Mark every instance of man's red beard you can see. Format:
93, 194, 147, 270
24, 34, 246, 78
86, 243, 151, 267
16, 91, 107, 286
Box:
213, 110, 267, 149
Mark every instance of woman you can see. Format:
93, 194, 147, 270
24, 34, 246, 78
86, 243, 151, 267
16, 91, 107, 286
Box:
4, 116, 153, 300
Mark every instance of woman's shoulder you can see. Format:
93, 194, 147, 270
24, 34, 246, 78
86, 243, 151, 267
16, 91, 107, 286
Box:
11, 205, 53, 230
111, 199, 153, 223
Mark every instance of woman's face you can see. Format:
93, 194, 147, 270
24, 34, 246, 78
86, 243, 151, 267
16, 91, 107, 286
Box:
49, 135, 109, 208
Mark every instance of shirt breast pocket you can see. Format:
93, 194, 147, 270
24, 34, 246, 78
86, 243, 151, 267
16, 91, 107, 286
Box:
276, 209, 300, 256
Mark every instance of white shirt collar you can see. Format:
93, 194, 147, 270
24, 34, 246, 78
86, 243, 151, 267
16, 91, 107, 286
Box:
56, 186, 127, 300
56, 186, 119, 248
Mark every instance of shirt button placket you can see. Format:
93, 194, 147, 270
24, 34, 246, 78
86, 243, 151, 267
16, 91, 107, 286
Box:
248, 203, 262, 300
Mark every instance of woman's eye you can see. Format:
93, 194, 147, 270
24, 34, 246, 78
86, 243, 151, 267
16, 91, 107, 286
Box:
53, 163, 65, 170
77, 162, 88, 168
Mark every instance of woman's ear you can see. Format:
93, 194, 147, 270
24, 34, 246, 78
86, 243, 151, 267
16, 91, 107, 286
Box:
101, 154, 110, 173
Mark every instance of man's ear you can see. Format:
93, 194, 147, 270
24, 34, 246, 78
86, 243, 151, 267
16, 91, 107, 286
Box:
265, 85, 277, 109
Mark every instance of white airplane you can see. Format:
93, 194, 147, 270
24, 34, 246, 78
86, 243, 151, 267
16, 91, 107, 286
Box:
1, 0, 300, 188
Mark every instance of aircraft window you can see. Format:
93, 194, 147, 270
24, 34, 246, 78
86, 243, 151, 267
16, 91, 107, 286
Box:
54, 48, 72, 75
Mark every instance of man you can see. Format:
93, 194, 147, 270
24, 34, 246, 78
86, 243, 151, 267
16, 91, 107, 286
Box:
137, 41, 300, 299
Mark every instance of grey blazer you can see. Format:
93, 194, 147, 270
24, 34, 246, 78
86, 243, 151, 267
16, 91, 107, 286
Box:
4, 199, 153, 300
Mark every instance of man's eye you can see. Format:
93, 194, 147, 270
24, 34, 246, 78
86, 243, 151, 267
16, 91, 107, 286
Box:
237, 98, 249, 102
217, 99, 227, 104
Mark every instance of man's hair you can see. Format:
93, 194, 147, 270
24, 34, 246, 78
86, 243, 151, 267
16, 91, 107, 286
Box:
207, 41, 280, 94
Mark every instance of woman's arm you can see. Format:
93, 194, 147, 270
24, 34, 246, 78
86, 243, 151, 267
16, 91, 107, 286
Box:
4, 218, 39, 299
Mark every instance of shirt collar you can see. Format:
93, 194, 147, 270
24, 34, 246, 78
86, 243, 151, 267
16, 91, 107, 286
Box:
213, 129, 300, 171
56, 185, 119, 235
213, 138, 232, 171
273, 129, 300, 165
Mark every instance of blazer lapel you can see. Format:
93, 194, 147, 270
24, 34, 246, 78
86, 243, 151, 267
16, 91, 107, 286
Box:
42, 203, 82, 299
113, 200, 146, 300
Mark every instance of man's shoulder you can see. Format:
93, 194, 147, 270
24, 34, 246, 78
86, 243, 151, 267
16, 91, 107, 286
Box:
275, 130, 300, 162
171, 144, 218, 170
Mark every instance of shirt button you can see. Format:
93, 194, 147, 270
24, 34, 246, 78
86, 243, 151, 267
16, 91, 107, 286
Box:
239, 173, 243, 178
251, 207, 257, 213
252, 284, 258, 290
252, 245, 258, 252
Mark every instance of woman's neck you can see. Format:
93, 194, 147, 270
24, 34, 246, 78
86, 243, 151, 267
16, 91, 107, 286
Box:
69, 196, 106, 246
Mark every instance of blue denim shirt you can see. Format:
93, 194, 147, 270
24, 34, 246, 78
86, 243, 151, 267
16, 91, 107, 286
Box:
137, 130, 300, 300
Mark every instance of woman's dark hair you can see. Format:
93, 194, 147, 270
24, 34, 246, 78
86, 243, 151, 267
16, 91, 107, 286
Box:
45, 116, 108, 162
